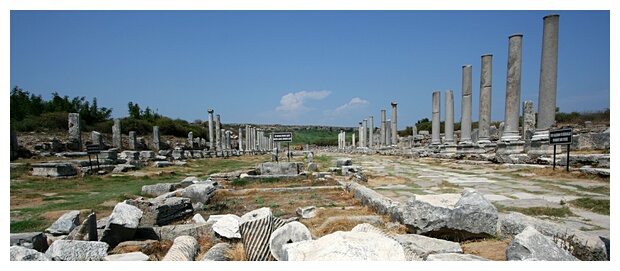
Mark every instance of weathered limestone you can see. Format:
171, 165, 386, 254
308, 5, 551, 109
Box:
386, 120, 392, 146
104, 251, 150, 261
258, 162, 303, 175
68, 113, 82, 151
10, 246, 50, 261
500, 211, 607, 261
238, 127, 243, 151
208, 109, 214, 150
45, 240, 109, 261
215, 114, 221, 151
188, 131, 193, 148
431, 91, 441, 145
399, 189, 498, 240
153, 126, 160, 151
380, 109, 387, 147
498, 34, 525, 154
162, 235, 199, 261
296, 206, 317, 219
100, 202, 143, 249
362, 119, 367, 148
181, 182, 217, 204
91, 131, 104, 149
522, 100, 536, 142
10, 232, 49, 252
45, 210, 80, 235
201, 243, 233, 261
506, 226, 579, 261
358, 122, 363, 148
112, 118, 122, 149
460, 65, 473, 145
212, 214, 241, 239
478, 54, 494, 145
128, 131, 137, 150
444, 90, 455, 145
32, 163, 77, 178
238, 207, 277, 261
269, 221, 314, 261
391, 101, 398, 144
283, 230, 406, 261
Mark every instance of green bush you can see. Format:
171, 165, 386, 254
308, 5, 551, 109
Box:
121, 118, 152, 135
11, 112, 69, 132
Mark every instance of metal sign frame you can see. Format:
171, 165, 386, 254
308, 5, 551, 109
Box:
549, 128, 573, 171
273, 132, 293, 142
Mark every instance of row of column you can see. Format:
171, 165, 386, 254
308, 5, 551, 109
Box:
354, 101, 398, 149
430, 14, 559, 152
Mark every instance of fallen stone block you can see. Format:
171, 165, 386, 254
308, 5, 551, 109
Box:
141, 183, 175, 197
31, 163, 77, 177
100, 202, 143, 249
45, 210, 80, 236
162, 235, 199, 261
506, 226, 579, 261
134, 223, 214, 241
269, 221, 313, 261
44, 240, 109, 261
426, 253, 490, 261
295, 206, 316, 219
336, 158, 352, 167
258, 162, 304, 175
103, 251, 150, 261
500, 211, 607, 261
10, 246, 51, 261
10, 232, 49, 252
399, 188, 498, 240
393, 233, 463, 258
212, 214, 241, 239
283, 230, 405, 261
154, 161, 174, 167
181, 182, 217, 204
201, 242, 233, 261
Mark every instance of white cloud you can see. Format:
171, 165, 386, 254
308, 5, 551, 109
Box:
333, 97, 370, 113
276, 90, 332, 112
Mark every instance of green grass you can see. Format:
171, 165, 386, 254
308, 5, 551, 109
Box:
10, 164, 31, 179
569, 198, 610, 215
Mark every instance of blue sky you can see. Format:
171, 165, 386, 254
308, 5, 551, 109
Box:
7, 5, 613, 128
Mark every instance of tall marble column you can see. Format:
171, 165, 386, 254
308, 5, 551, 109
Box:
533, 14, 560, 141
391, 102, 398, 145
369, 115, 374, 148
380, 110, 387, 147
112, 118, 122, 150
358, 122, 363, 148
500, 34, 524, 143
215, 114, 221, 151
153, 126, 160, 151
245, 125, 250, 152
445, 90, 455, 145
68, 113, 82, 151
431, 91, 441, 145
352, 133, 356, 148
238, 126, 244, 151
460, 65, 473, 145
129, 131, 136, 150
208, 109, 214, 150
362, 119, 367, 148
478, 54, 493, 144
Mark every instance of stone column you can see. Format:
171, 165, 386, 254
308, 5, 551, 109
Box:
500, 34, 524, 142
208, 109, 214, 150
215, 114, 221, 151
533, 14, 560, 141
522, 100, 536, 141
358, 122, 363, 148
362, 119, 367, 148
245, 125, 251, 152
153, 126, 160, 151
352, 133, 356, 148
445, 90, 455, 145
386, 120, 392, 146
112, 118, 122, 149
188, 132, 194, 149
478, 54, 493, 144
92, 131, 103, 148
380, 110, 387, 147
369, 116, 374, 148
238, 127, 244, 151
391, 102, 398, 145
129, 131, 137, 150
68, 113, 82, 151
460, 65, 473, 145
431, 91, 441, 145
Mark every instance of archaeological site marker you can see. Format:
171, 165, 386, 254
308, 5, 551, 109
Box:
273, 132, 293, 162
549, 128, 572, 171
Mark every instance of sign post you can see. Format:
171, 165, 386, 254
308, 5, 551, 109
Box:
272, 132, 293, 162
549, 128, 573, 171
86, 144, 101, 172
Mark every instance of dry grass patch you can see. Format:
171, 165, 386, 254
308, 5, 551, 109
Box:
226, 242, 247, 261
460, 238, 512, 261
524, 167, 607, 182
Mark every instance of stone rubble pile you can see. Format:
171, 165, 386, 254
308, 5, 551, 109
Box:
10, 167, 608, 261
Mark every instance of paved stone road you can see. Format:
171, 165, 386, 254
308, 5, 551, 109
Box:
326, 153, 610, 240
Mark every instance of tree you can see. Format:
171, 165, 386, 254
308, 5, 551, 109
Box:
128, 102, 142, 119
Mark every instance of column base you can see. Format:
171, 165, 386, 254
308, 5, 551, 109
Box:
496, 140, 525, 155
528, 138, 559, 155
457, 143, 485, 154
440, 144, 457, 153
